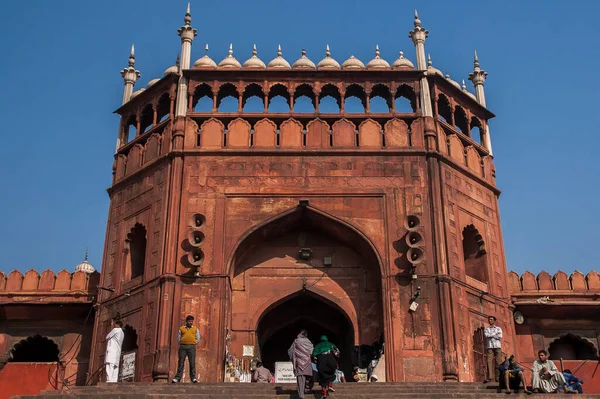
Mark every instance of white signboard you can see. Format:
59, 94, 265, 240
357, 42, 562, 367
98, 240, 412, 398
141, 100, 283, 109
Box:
120, 351, 136, 380
275, 361, 295, 383
242, 345, 254, 357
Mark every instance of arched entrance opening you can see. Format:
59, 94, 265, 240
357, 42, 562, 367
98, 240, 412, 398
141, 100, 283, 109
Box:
256, 290, 354, 378
229, 204, 384, 380
10, 335, 59, 362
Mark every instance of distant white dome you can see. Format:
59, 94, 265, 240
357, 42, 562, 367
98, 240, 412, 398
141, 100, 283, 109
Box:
75, 252, 95, 274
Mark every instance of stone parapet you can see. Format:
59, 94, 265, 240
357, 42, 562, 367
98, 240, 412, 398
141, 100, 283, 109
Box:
508, 270, 600, 293
0, 269, 99, 303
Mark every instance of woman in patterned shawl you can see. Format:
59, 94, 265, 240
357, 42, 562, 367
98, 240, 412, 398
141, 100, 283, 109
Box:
288, 329, 314, 399
313, 335, 339, 398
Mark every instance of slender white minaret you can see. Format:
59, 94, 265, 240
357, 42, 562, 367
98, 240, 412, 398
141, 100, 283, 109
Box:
117, 45, 141, 150
175, 3, 197, 116
468, 51, 493, 155
468, 51, 488, 107
120, 44, 140, 105
408, 10, 433, 116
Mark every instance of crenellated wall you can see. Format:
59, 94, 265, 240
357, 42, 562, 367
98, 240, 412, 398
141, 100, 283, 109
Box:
0, 269, 97, 390
0, 269, 99, 300
508, 270, 600, 293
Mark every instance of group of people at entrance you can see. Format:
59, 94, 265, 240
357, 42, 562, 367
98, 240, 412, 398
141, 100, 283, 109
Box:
288, 330, 342, 399
485, 316, 584, 394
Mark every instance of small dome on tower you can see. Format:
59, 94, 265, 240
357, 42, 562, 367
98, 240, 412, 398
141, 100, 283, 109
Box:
366, 46, 390, 69
292, 49, 316, 70
164, 54, 181, 76
75, 251, 95, 274
392, 51, 414, 70
218, 44, 242, 69
146, 78, 160, 88
342, 56, 365, 70
462, 80, 477, 100
317, 45, 340, 70
243, 44, 266, 69
131, 88, 145, 98
445, 74, 461, 90
426, 54, 443, 77
267, 45, 291, 69
194, 44, 217, 69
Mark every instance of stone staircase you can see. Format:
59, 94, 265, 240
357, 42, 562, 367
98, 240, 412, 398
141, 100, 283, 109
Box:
12, 382, 600, 399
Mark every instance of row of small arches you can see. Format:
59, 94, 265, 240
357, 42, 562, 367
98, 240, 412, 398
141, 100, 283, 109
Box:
190, 117, 423, 150
190, 82, 417, 114
437, 93, 484, 145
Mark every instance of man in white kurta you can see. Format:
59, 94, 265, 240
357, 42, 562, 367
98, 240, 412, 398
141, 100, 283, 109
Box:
105, 318, 125, 383
532, 350, 572, 393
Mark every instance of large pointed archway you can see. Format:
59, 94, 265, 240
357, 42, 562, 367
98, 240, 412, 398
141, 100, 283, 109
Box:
227, 204, 384, 379
256, 290, 355, 377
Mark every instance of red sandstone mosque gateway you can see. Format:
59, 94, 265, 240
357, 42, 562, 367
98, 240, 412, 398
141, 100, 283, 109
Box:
0, 6, 599, 395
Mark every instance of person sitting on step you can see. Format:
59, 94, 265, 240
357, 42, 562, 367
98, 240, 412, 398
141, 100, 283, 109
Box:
498, 354, 531, 394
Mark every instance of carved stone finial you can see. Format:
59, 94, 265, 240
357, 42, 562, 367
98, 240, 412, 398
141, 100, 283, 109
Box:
277, 44, 282, 57
302, 49, 307, 56
326, 44, 331, 57
414, 9, 421, 27
205, 43, 209, 53
184, 2, 191, 25
462, 79, 467, 91
253, 44, 257, 56
474, 50, 480, 69
375, 45, 380, 58
129, 44, 135, 67
427, 54, 432, 67
228, 43, 233, 57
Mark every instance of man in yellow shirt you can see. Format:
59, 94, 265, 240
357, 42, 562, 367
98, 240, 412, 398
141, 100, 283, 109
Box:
172, 315, 200, 383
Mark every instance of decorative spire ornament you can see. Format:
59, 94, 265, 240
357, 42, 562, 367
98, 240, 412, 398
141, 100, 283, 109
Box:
120, 44, 141, 105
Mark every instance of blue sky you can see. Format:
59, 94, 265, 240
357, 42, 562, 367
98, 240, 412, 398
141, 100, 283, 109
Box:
0, 1, 598, 276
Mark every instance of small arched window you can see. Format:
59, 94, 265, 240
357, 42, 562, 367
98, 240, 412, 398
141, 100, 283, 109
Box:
122, 325, 139, 352
437, 94, 452, 123
125, 223, 147, 280
463, 224, 488, 283
549, 334, 598, 360
11, 335, 59, 362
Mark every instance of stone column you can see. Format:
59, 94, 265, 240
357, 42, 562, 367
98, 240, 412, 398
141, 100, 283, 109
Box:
409, 10, 433, 117
175, 3, 197, 117
468, 51, 493, 155
117, 45, 140, 150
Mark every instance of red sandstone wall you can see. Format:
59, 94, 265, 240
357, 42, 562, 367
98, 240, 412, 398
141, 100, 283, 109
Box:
439, 160, 514, 382
90, 161, 171, 383
174, 114, 449, 382
0, 363, 60, 399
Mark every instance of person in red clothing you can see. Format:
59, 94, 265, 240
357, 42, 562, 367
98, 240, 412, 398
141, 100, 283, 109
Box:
172, 315, 200, 383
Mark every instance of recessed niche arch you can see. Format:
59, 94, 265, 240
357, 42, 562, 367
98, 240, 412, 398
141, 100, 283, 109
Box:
10, 335, 59, 362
